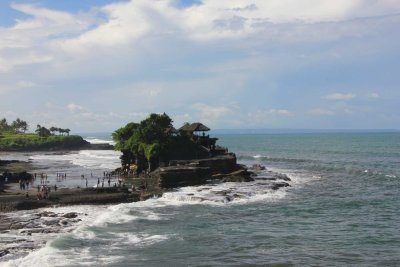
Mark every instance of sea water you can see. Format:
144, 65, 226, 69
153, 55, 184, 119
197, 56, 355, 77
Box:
1, 132, 400, 266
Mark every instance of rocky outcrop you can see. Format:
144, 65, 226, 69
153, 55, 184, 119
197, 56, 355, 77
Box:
249, 164, 266, 171
152, 166, 211, 188
271, 182, 291, 190
83, 143, 114, 150
221, 175, 254, 183
153, 154, 255, 188
169, 154, 238, 174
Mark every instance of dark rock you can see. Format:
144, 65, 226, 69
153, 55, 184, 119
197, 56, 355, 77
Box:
60, 220, 69, 226
249, 164, 266, 171
170, 154, 238, 174
214, 190, 230, 196
254, 177, 277, 181
38, 211, 57, 217
274, 173, 291, 181
62, 212, 78, 219
42, 219, 60, 226
152, 166, 212, 188
221, 175, 254, 183
224, 196, 233, 202
271, 182, 291, 190
9, 223, 27, 230
0, 249, 10, 257
84, 143, 114, 150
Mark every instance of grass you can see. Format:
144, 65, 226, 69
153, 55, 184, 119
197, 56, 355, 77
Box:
0, 131, 88, 151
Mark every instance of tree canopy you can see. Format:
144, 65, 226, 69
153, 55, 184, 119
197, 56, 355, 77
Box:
112, 113, 172, 172
0, 118, 28, 133
113, 113, 207, 173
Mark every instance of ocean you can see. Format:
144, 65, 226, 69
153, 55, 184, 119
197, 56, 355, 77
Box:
1, 132, 400, 266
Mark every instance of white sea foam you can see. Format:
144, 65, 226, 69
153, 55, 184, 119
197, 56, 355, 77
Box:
159, 181, 287, 207
29, 150, 121, 170
84, 137, 116, 145
113, 232, 170, 246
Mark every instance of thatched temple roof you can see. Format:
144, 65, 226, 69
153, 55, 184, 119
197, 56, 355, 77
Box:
179, 122, 210, 132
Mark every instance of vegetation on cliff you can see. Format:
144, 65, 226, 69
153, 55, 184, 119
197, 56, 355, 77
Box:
112, 113, 208, 173
0, 117, 86, 151
0, 132, 87, 151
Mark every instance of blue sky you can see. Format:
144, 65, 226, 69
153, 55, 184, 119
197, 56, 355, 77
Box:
0, 0, 399, 132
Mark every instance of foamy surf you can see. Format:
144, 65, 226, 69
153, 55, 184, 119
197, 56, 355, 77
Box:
84, 138, 116, 146
29, 150, 121, 170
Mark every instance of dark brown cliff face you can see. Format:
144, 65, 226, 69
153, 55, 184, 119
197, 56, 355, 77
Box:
152, 154, 254, 188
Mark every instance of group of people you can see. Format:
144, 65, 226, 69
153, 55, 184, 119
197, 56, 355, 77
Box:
36, 184, 53, 200
16, 169, 142, 198
56, 172, 67, 182
18, 179, 32, 190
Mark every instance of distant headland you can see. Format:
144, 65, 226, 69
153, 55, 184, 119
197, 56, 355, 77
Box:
0, 117, 112, 151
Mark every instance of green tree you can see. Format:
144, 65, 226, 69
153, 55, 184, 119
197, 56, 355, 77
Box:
113, 113, 173, 172
11, 118, 28, 133
0, 118, 10, 131
35, 124, 51, 137
50, 126, 57, 135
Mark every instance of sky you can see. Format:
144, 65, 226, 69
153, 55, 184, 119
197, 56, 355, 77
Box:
0, 0, 399, 133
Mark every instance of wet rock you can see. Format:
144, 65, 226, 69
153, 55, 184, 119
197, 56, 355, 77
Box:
38, 211, 57, 217
0, 249, 10, 257
214, 191, 228, 196
42, 219, 61, 226
20, 229, 44, 235
59, 220, 69, 226
62, 212, 78, 219
271, 182, 291, 190
153, 166, 211, 188
255, 177, 277, 181
224, 196, 233, 202
9, 222, 27, 230
249, 164, 266, 171
221, 175, 254, 183
274, 173, 291, 181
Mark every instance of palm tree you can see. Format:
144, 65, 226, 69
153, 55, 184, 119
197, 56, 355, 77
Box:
50, 127, 57, 135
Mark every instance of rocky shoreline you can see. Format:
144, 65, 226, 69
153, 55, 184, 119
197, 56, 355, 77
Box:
1, 154, 292, 212
0, 156, 293, 261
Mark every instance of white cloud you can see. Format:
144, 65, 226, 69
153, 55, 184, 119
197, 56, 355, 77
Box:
308, 108, 335, 116
193, 103, 234, 125
148, 88, 161, 97
16, 80, 36, 88
0, 1, 399, 131
67, 103, 84, 112
323, 93, 356, 101
268, 109, 292, 116
367, 92, 380, 98
245, 108, 293, 127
